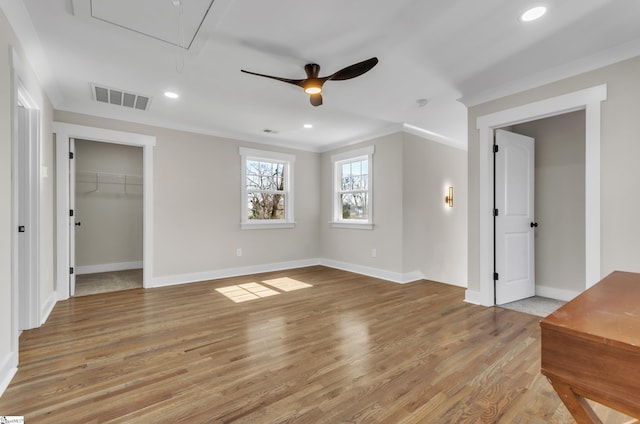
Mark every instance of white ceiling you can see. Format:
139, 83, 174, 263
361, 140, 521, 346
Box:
7, 0, 640, 151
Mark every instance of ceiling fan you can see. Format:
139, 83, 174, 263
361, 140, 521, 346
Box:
241, 57, 379, 106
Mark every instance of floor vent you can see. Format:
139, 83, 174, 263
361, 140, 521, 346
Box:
91, 84, 151, 111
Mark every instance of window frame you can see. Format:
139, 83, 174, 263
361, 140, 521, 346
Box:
240, 147, 295, 230
331, 145, 374, 229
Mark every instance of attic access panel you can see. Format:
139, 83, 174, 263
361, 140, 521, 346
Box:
90, 0, 214, 49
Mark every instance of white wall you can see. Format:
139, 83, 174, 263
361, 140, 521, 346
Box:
75, 140, 143, 271
320, 133, 405, 277
512, 111, 586, 295
467, 55, 640, 295
402, 133, 467, 286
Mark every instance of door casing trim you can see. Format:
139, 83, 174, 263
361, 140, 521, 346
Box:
54, 123, 156, 299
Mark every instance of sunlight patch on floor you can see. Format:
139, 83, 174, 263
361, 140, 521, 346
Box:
262, 277, 313, 292
215, 282, 280, 303
215, 278, 313, 302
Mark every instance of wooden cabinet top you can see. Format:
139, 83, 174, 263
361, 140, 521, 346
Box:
540, 271, 640, 352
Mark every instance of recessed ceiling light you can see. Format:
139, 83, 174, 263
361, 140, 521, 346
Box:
520, 6, 547, 22
164, 91, 179, 99
303, 124, 313, 129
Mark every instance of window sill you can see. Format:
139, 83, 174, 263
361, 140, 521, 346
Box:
330, 221, 373, 230
241, 222, 295, 230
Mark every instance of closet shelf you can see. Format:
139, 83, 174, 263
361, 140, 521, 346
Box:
76, 171, 143, 193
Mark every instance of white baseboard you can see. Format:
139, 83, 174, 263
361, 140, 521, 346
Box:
319, 259, 422, 284
420, 272, 468, 288
76, 261, 143, 275
464, 285, 580, 307
464, 289, 483, 305
149, 259, 321, 288
536, 285, 580, 302
40, 290, 58, 325
150, 259, 466, 289
0, 350, 18, 398
401, 271, 425, 284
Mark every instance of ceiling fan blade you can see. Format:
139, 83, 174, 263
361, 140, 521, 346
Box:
240, 69, 304, 88
310, 93, 323, 107
327, 57, 379, 81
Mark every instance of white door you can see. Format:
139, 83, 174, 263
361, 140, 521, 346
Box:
495, 129, 536, 305
17, 104, 31, 329
69, 138, 76, 296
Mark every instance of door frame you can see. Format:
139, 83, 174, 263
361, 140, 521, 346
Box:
471, 84, 607, 306
54, 123, 156, 299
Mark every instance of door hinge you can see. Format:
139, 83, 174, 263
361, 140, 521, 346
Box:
493, 208, 499, 217
70, 209, 74, 217
493, 145, 499, 153
18, 225, 25, 233
69, 151, 74, 159
69, 267, 74, 275
493, 272, 499, 281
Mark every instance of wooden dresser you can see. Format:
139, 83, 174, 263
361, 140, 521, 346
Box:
540, 271, 640, 423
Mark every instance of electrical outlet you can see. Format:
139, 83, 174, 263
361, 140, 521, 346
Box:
371, 248, 377, 258
236, 248, 242, 257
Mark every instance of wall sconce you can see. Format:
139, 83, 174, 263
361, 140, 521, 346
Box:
445, 186, 454, 207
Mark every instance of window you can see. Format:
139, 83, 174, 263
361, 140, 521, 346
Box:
331, 146, 374, 229
240, 147, 295, 229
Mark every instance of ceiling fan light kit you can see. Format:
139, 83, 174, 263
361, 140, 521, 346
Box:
303, 82, 322, 95
241, 57, 379, 106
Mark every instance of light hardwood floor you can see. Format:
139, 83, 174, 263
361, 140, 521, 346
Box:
0, 266, 631, 423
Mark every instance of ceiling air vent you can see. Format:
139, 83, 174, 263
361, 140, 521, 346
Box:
91, 84, 151, 111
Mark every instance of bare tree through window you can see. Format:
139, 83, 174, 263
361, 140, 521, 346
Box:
340, 159, 369, 219
331, 146, 373, 228
246, 160, 286, 220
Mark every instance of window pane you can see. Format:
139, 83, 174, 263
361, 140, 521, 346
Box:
342, 176, 353, 190
342, 163, 351, 176
248, 193, 286, 220
247, 160, 285, 191
352, 161, 361, 175
340, 159, 369, 191
340, 193, 369, 219
341, 163, 351, 190
246, 160, 260, 188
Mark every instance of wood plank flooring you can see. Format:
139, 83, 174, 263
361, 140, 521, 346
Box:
0, 266, 627, 422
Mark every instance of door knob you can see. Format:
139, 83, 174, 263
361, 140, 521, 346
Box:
530, 222, 538, 228
75, 222, 82, 227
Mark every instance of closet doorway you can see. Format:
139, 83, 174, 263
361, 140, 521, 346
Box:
73, 139, 144, 296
